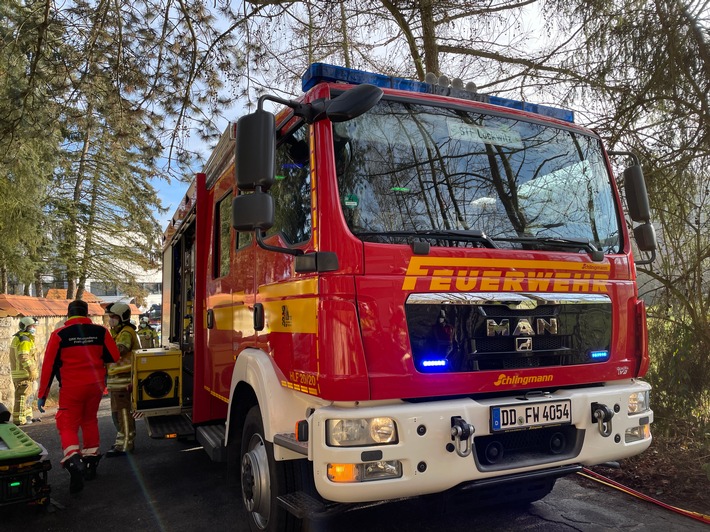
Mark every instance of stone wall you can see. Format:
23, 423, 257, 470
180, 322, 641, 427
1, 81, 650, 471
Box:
0, 317, 13, 407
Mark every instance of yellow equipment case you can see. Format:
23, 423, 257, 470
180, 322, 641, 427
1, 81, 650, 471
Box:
132, 348, 182, 415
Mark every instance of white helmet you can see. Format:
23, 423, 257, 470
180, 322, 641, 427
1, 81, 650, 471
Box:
19, 317, 37, 331
106, 302, 131, 323
140, 316, 150, 325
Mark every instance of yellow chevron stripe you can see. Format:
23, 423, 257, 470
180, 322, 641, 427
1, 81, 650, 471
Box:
204, 386, 229, 403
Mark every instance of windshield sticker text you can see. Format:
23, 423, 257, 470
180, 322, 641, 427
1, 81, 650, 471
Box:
447, 121, 524, 149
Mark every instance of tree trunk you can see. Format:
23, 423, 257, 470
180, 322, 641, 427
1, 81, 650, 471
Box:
63, 101, 94, 301
339, 1, 350, 68
419, 0, 439, 76
34, 272, 43, 298
66, 280, 76, 300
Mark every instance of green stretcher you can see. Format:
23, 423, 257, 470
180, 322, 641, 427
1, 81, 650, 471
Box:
0, 407, 52, 508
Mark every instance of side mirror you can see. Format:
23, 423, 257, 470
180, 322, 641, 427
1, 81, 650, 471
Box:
608, 151, 657, 267
633, 223, 657, 253
623, 165, 651, 223
232, 193, 274, 232
235, 109, 276, 191
325, 84, 383, 123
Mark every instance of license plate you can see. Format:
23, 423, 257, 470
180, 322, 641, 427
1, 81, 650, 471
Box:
490, 400, 571, 432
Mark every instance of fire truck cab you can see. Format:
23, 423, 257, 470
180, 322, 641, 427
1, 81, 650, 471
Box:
149, 64, 657, 531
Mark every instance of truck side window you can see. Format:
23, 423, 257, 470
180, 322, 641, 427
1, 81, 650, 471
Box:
237, 229, 252, 249
266, 125, 311, 245
213, 192, 232, 278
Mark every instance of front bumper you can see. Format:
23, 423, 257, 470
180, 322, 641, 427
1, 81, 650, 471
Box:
309, 380, 652, 503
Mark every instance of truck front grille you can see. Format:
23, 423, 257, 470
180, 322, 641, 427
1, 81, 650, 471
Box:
405, 293, 611, 373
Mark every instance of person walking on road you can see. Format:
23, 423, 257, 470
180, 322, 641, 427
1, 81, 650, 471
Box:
37, 299, 120, 493
137, 316, 159, 349
105, 302, 141, 457
10, 316, 40, 426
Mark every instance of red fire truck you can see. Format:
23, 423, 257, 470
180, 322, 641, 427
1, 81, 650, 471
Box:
139, 63, 657, 531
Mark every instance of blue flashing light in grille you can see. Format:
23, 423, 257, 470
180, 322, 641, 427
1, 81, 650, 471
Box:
302, 63, 574, 123
589, 350, 610, 361
420, 358, 448, 372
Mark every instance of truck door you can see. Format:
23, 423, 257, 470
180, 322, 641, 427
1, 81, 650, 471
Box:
203, 179, 255, 422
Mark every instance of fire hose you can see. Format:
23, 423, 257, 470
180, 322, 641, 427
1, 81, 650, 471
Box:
578, 467, 710, 525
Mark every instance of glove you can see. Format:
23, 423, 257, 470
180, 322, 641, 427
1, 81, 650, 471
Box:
37, 398, 46, 413
29, 368, 39, 381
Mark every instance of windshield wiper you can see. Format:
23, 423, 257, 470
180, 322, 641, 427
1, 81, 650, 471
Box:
353, 229, 498, 249
494, 236, 605, 262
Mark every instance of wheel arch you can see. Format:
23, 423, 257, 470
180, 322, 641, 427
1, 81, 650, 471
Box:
226, 348, 320, 450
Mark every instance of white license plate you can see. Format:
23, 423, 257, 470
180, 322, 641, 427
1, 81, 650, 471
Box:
490, 400, 571, 432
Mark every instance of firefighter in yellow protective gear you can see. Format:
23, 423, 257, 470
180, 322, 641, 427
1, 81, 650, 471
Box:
105, 302, 141, 457
10, 317, 39, 425
137, 316, 159, 349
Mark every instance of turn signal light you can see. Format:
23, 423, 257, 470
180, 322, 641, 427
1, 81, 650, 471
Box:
327, 460, 403, 483
327, 463, 359, 483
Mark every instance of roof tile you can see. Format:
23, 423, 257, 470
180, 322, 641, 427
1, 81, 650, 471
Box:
0, 294, 127, 318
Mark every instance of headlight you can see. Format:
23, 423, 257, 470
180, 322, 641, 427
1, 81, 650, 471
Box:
628, 391, 650, 414
326, 417, 398, 447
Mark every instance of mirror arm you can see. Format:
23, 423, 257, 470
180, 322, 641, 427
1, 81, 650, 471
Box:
255, 229, 304, 256
607, 150, 640, 166
258, 94, 327, 124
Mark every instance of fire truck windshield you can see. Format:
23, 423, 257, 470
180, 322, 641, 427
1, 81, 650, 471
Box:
334, 99, 621, 253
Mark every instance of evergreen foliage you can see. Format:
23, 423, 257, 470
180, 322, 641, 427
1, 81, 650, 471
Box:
0, 0, 243, 297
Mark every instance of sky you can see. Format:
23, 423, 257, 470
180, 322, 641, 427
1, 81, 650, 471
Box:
154, 175, 191, 230
153, 109, 241, 231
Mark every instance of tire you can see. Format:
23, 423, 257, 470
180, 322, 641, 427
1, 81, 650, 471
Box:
240, 405, 301, 532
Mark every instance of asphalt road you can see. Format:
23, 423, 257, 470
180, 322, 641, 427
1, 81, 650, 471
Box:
4, 398, 707, 532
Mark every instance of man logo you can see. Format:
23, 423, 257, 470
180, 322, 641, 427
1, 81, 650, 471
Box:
486, 318, 558, 337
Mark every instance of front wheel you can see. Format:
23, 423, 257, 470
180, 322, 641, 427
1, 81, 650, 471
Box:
240, 405, 301, 532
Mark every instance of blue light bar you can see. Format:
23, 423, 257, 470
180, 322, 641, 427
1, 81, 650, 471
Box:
487, 95, 575, 123
589, 350, 610, 361
302, 63, 428, 93
302, 63, 574, 123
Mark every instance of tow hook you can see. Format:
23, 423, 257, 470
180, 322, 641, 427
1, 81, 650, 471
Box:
450, 416, 475, 457
591, 402, 614, 437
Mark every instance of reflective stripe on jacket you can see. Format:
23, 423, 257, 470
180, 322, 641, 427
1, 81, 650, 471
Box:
10, 333, 36, 380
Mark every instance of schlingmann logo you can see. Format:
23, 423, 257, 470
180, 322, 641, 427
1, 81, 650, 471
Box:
493, 373, 554, 386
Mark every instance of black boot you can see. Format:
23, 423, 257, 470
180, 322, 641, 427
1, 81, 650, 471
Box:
64, 454, 86, 494
106, 445, 126, 458
83, 454, 102, 480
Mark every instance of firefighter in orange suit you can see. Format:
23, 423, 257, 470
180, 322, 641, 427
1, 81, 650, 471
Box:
37, 300, 120, 493
105, 302, 141, 457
